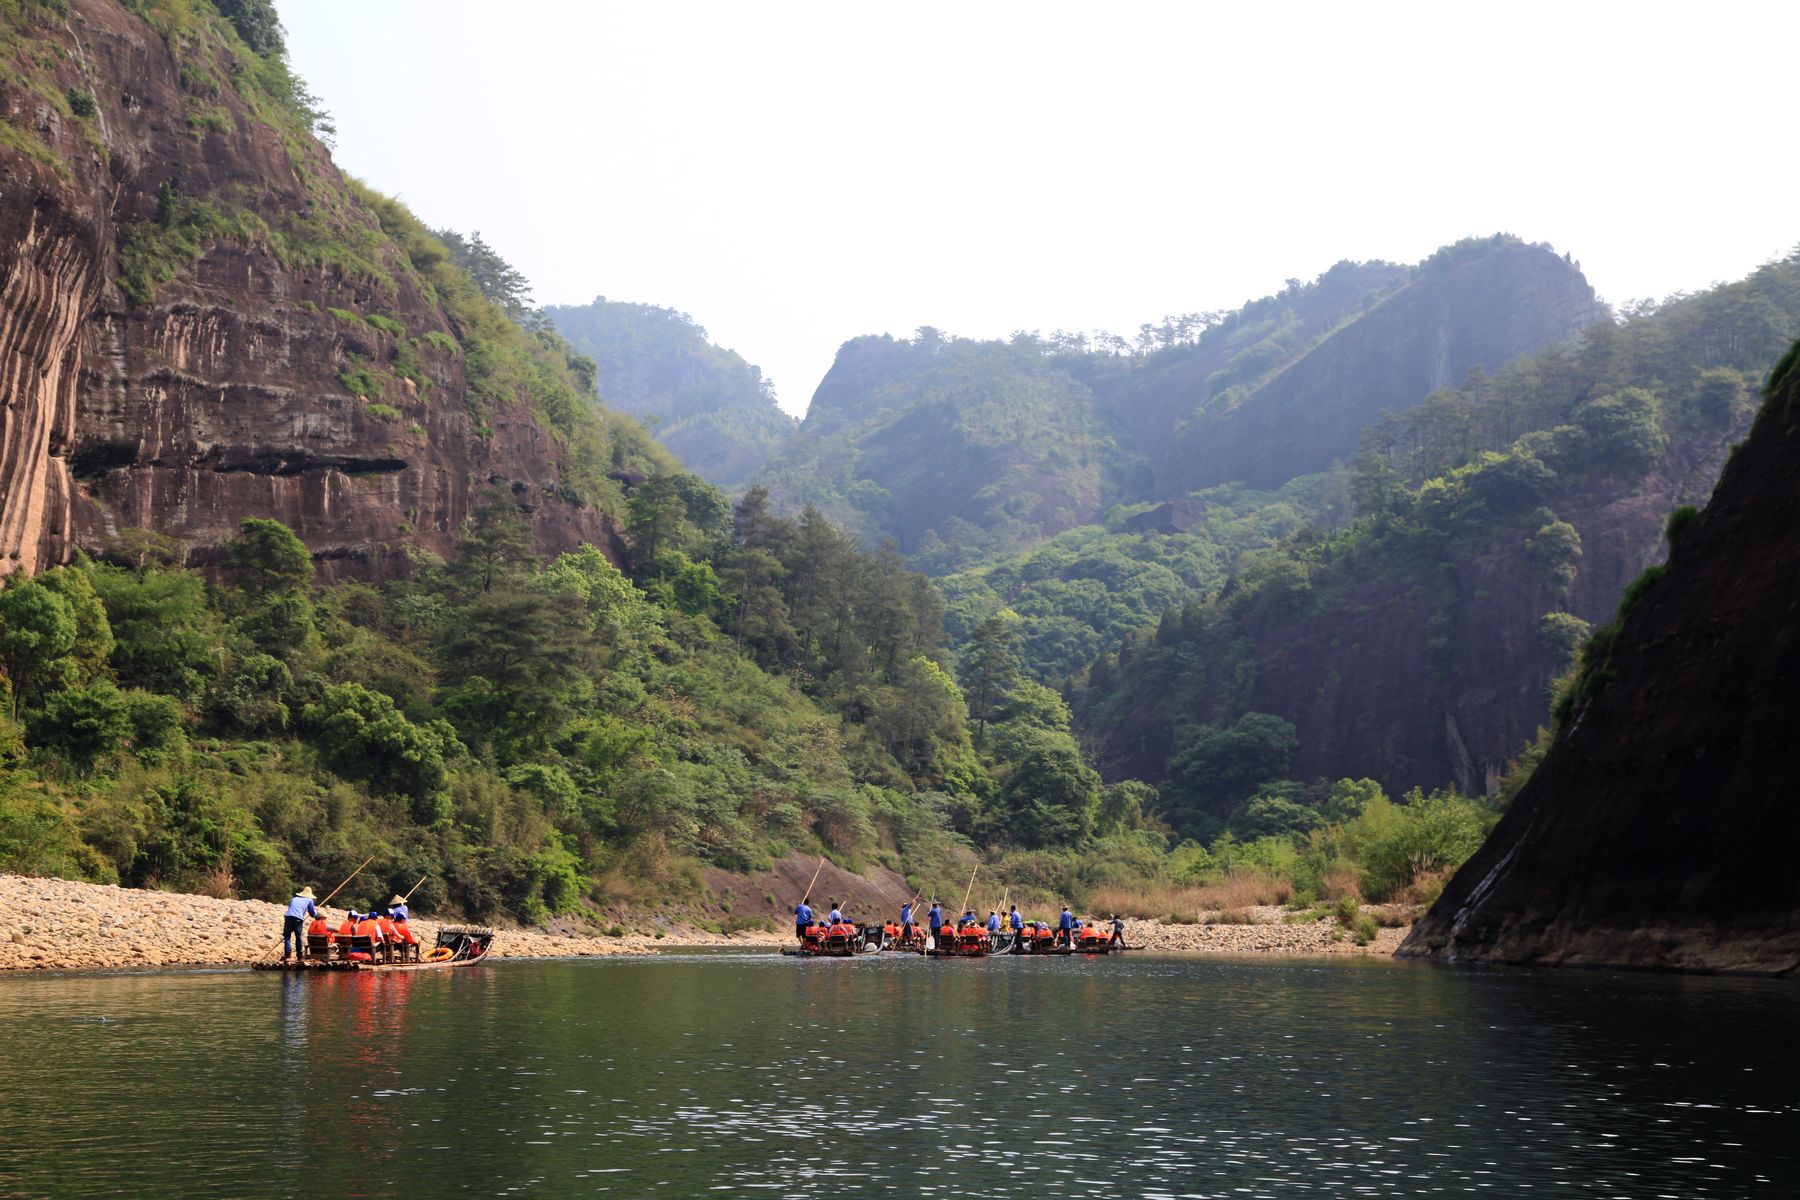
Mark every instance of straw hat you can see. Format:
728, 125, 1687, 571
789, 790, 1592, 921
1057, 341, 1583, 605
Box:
296, 886, 316, 899
390, 894, 406, 906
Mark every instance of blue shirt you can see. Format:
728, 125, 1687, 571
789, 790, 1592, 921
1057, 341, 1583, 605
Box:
1059, 911, 1073, 930
284, 895, 318, 920
987, 914, 1000, 933
1010, 912, 1022, 931
900, 904, 912, 924
829, 909, 843, 924
388, 903, 409, 922
928, 906, 942, 930
795, 903, 813, 924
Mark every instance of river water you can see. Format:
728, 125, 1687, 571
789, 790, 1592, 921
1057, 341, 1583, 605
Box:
0, 952, 1793, 1197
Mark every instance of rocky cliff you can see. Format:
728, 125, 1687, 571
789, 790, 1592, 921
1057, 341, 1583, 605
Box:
1399, 349, 1800, 975
1, 0, 626, 580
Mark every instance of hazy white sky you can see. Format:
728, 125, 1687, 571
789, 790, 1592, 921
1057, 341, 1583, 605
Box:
279, 2, 1794, 417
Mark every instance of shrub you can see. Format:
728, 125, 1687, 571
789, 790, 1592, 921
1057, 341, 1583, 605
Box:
1346, 789, 1493, 902
30, 680, 132, 770
423, 331, 460, 354
1664, 505, 1699, 544
365, 403, 401, 422
1617, 565, 1667, 617
339, 367, 383, 399
67, 87, 97, 118
326, 307, 360, 324
365, 314, 405, 336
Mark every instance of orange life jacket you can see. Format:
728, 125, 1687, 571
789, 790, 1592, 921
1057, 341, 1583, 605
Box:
356, 917, 383, 942
308, 917, 334, 940
378, 917, 399, 941
338, 918, 357, 938
394, 918, 418, 944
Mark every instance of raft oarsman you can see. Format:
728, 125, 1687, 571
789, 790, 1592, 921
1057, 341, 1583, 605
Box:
927, 900, 944, 944
986, 909, 1001, 937
794, 898, 814, 941
282, 886, 320, 961
900, 900, 915, 945
1058, 905, 1074, 947
1111, 914, 1126, 948
828, 901, 844, 927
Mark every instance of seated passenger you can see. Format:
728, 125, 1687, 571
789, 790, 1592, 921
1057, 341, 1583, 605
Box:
355, 910, 386, 962
306, 913, 336, 960
392, 914, 420, 960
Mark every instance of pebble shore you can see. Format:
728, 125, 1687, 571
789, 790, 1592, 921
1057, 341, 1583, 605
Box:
1126, 906, 1410, 955
0, 875, 1405, 972
0, 874, 780, 972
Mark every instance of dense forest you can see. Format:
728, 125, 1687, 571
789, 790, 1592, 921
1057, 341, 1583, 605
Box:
1076, 250, 1799, 824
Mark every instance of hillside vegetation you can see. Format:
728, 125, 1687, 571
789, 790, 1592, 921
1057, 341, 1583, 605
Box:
547, 298, 796, 489
1077, 251, 1799, 823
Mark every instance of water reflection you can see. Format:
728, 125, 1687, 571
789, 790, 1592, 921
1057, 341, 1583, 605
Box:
0, 955, 1794, 1197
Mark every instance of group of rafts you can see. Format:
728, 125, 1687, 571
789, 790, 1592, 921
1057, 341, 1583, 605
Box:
786, 912, 1125, 959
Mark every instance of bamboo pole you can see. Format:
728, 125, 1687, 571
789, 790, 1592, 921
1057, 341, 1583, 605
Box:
959, 863, 979, 917
400, 874, 429, 904
801, 855, 827, 903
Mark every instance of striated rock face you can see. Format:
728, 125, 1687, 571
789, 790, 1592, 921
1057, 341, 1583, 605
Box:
1400, 354, 1800, 974
0, 194, 95, 573
1157, 242, 1606, 494
0, 0, 618, 579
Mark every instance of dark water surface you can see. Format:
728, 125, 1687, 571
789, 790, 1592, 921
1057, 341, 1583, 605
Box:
0, 952, 1794, 1198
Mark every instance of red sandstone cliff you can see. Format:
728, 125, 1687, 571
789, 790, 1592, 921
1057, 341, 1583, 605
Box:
1, 0, 625, 579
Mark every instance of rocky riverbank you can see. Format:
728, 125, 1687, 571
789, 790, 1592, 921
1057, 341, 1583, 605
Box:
1, 875, 1411, 972
0, 874, 782, 972
1126, 906, 1411, 955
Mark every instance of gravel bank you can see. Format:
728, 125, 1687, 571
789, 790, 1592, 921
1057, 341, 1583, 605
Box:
1125, 907, 1410, 955
0, 876, 1406, 972
0, 874, 781, 972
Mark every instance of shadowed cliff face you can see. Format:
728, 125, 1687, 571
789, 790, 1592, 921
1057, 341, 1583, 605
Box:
1400, 352, 1800, 974
0, 0, 619, 579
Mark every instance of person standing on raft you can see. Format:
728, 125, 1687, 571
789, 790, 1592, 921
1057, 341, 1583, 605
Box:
794, 898, 814, 940
1111, 914, 1126, 948
1058, 905, 1074, 947
900, 900, 915, 945
927, 900, 944, 945
282, 886, 320, 961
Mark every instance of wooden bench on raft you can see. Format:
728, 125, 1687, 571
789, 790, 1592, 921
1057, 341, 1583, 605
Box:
305, 934, 422, 963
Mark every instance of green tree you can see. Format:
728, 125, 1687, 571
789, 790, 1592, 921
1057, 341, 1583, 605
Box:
304, 682, 460, 822
1159, 712, 1298, 838
453, 489, 536, 594
626, 476, 687, 571
0, 578, 77, 718
995, 725, 1100, 847
29, 680, 132, 770
36, 567, 114, 681
960, 616, 1017, 734
224, 518, 314, 599
87, 564, 219, 701
1526, 518, 1582, 591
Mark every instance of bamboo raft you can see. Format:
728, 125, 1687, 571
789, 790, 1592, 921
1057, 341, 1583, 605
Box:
255, 925, 495, 972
